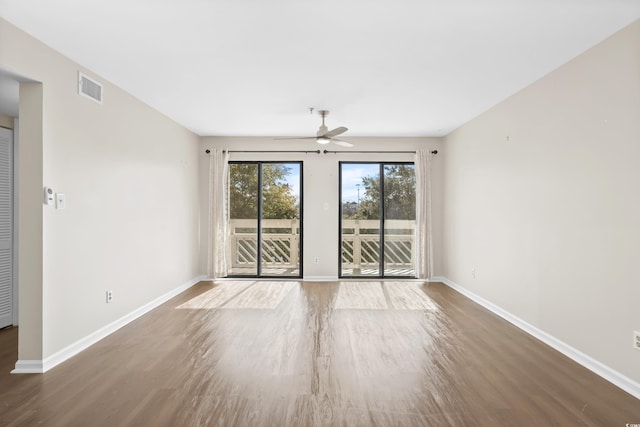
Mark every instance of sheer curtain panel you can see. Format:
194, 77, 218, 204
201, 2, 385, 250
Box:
208, 149, 230, 278
414, 149, 433, 279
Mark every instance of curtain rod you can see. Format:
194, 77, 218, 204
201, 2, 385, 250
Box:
322, 149, 438, 155
205, 149, 321, 154
205, 149, 438, 155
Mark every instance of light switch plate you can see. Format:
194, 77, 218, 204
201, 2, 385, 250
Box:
56, 193, 66, 210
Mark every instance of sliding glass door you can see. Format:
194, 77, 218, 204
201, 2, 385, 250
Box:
228, 162, 302, 277
339, 162, 416, 278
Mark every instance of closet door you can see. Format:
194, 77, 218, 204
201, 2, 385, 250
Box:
0, 127, 13, 329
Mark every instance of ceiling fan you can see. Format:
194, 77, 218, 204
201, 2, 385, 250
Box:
277, 109, 354, 147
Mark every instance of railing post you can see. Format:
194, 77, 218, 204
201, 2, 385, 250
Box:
353, 220, 361, 270
230, 222, 238, 267
290, 219, 298, 268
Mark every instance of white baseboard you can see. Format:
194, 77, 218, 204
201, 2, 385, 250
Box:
304, 277, 429, 282
12, 275, 206, 374
12, 359, 43, 374
303, 276, 339, 282
220, 276, 341, 282
435, 277, 640, 400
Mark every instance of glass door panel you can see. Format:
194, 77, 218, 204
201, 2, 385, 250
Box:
260, 163, 301, 277
383, 164, 416, 277
228, 163, 259, 276
340, 163, 380, 277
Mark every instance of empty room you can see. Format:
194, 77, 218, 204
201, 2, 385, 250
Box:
0, 0, 639, 425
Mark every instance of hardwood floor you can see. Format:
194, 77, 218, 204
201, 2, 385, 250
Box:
1, 281, 638, 426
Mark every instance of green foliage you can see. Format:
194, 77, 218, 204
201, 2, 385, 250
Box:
381, 164, 416, 220
229, 163, 258, 219
347, 164, 415, 220
229, 163, 299, 219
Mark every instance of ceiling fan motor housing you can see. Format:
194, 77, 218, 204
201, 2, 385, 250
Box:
317, 124, 328, 136
316, 109, 330, 142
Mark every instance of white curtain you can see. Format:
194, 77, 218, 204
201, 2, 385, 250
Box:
414, 149, 433, 279
208, 148, 230, 278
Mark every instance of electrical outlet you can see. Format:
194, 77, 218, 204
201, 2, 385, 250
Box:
106, 290, 113, 304
633, 331, 640, 351
471, 268, 476, 279
314, 257, 320, 264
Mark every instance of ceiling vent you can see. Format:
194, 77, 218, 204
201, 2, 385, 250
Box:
78, 72, 103, 104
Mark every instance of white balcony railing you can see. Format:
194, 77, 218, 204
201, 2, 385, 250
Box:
229, 219, 300, 271
341, 219, 415, 273
228, 219, 415, 274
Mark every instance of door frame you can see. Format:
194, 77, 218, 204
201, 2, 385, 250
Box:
0, 122, 16, 328
338, 161, 416, 279
226, 161, 303, 279
12, 118, 18, 325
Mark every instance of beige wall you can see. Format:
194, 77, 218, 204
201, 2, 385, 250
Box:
0, 114, 14, 129
443, 20, 640, 383
199, 137, 444, 278
0, 18, 201, 361
17, 82, 43, 361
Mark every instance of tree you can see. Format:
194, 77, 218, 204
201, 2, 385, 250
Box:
351, 164, 415, 220
229, 164, 299, 219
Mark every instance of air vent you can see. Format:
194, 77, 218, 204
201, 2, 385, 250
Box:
78, 72, 103, 104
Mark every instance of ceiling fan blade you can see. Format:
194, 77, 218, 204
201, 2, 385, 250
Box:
324, 126, 348, 139
273, 136, 318, 140
331, 138, 354, 147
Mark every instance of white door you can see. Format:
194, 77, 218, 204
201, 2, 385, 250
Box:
0, 126, 13, 329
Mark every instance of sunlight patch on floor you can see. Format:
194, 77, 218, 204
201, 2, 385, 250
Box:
176, 281, 254, 309
384, 282, 437, 310
335, 281, 437, 310
335, 282, 388, 310
222, 281, 298, 309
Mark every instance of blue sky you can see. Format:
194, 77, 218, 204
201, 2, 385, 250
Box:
282, 164, 300, 201
341, 164, 379, 202
282, 163, 380, 203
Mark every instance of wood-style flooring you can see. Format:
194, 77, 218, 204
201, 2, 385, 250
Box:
1, 281, 638, 426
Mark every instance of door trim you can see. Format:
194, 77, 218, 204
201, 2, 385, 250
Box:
0, 124, 15, 328
12, 118, 18, 326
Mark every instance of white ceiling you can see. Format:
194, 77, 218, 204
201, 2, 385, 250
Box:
1, 0, 639, 137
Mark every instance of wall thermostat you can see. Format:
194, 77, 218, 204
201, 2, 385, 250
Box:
44, 187, 55, 205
